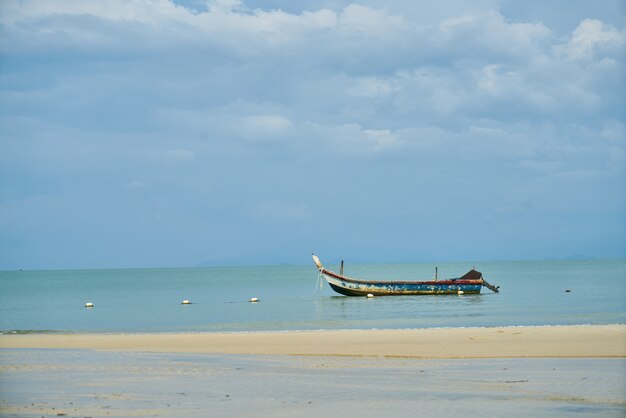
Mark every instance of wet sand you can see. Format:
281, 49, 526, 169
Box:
0, 350, 625, 417
1, 325, 625, 357
1, 325, 625, 417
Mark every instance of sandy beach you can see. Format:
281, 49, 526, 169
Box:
1, 324, 625, 357
1, 325, 625, 417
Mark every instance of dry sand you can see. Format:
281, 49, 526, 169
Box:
1, 324, 625, 357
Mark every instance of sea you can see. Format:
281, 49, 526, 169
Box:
0, 259, 624, 333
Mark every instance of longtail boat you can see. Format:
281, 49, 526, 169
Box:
312, 254, 499, 296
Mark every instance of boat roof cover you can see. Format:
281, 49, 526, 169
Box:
459, 269, 482, 280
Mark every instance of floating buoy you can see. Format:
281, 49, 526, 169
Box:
84, 302, 94, 308
457, 290, 464, 295
181, 300, 191, 304
249, 297, 259, 303
366, 293, 374, 298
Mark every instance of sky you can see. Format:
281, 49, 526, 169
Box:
0, 0, 625, 269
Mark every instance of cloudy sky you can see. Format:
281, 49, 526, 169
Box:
0, 0, 624, 269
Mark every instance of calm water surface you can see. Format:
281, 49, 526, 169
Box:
0, 259, 624, 333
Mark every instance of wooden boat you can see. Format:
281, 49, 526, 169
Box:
312, 254, 499, 296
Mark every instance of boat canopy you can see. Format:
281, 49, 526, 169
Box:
458, 269, 483, 281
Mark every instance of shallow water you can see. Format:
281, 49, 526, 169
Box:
0, 259, 624, 332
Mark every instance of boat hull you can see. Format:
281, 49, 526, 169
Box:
322, 270, 483, 296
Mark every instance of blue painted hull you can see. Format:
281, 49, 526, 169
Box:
327, 281, 483, 296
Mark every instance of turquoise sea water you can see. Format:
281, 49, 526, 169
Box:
0, 259, 624, 333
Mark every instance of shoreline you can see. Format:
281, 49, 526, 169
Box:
2, 322, 624, 335
1, 324, 625, 358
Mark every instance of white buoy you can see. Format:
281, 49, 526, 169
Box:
85, 302, 94, 308
249, 297, 259, 303
457, 290, 464, 295
181, 300, 191, 305
366, 293, 374, 298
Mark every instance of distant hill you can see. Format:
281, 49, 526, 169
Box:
564, 254, 597, 260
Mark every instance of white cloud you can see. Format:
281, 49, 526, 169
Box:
243, 114, 292, 137
300, 122, 401, 158
338, 4, 408, 33
554, 19, 626, 60
438, 10, 552, 59
208, 0, 244, 12
346, 77, 396, 98
0, 0, 191, 24
2, 3, 622, 142
362, 129, 398, 151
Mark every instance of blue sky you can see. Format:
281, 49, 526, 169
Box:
0, 0, 624, 269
